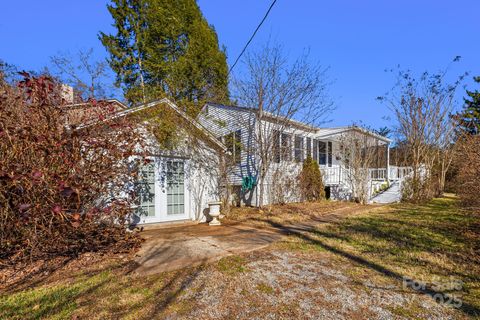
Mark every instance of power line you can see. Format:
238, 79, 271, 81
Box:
228, 0, 278, 75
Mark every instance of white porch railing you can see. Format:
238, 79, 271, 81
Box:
320, 165, 413, 186
321, 167, 342, 185
389, 166, 413, 180
369, 168, 387, 180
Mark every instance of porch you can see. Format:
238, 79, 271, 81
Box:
320, 165, 413, 186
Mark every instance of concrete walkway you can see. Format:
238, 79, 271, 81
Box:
134, 222, 282, 275
134, 205, 383, 276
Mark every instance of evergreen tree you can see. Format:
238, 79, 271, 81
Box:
99, 0, 149, 103
457, 76, 480, 135
298, 155, 325, 202
100, 0, 229, 109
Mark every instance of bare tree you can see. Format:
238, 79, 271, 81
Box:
337, 128, 381, 204
50, 48, 115, 100
233, 42, 333, 207
378, 64, 466, 201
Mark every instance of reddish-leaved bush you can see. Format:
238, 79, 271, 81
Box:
0, 72, 145, 263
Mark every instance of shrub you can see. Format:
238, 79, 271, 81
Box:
454, 135, 480, 209
0, 72, 144, 263
298, 155, 325, 202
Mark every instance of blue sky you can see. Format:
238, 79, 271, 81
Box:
0, 0, 478, 128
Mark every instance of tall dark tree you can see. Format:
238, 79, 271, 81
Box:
100, 0, 229, 109
100, 0, 149, 103
456, 76, 480, 135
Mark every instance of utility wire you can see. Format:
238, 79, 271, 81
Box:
228, 0, 278, 75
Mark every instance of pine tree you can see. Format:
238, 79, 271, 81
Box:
99, 0, 149, 103
100, 0, 229, 109
457, 76, 480, 135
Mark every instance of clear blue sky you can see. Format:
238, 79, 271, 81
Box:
0, 0, 478, 128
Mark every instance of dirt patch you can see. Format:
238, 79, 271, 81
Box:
159, 249, 462, 319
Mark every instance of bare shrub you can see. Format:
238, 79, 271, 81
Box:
0, 72, 144, 263
378, 66, 466, 202
454, 135, 480, 209
338, 128, 380, 204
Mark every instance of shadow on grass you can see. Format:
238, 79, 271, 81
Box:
253, 211, 480, 317
1, 254, 207, 319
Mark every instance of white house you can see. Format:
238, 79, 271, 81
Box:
97, 99, 408, 225
196, 102, 405, 207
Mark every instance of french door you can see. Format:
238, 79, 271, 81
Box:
135, 157, 189, 224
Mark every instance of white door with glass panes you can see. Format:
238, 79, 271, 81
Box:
135, 157, 189, 224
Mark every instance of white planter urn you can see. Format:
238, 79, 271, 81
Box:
208, 201, 222, 226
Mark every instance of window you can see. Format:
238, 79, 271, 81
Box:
313, 139, 318, 162
167, 161, 185, 215
306, 137, 311, 158
328, 141, 333, 167
294, 135, 304, 162
318, 141, 327, 165
281, 133, 292, 161
225, 130, 242, 164
136, 161, 155, 217
273, 130, 281, 163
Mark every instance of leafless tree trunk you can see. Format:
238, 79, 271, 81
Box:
338, 128, 379, 204
378, 65, 466, 202
233, 42, 333, 207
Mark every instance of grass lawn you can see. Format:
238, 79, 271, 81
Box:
1, 196, 478, 319
300, 195, 480, 318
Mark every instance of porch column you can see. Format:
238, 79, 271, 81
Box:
386, 143, 390, 181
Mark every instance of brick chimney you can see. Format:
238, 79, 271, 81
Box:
61, 84, 74, 104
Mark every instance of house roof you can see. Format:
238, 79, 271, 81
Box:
65, 99, 127, 111
203, 102, 391, 143
203, 102, 318, 132
316, 126, 392, 143
113, 98, 228, 152
64, 99, 128, 127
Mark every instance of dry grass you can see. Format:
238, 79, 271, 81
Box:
1, 197, 478, 319
226, 200, 359, 227
279, 195, 480, 317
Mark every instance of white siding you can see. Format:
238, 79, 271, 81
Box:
198, 104, 390, 206
198, 104, 257, 186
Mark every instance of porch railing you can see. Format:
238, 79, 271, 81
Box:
321, 167, 342, 185
369, 168, 387, 180
320, 165, 413, 186
389, 166, 413, 180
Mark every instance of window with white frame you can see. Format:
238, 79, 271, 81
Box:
166, 161, 185, 215
273, 130, 281, 163
224, 130, 242, 164
306, 137, 311, 158
318, 141, 327, 165
328, 141, 333, 167
135, 160, 155, 217
281, 133, 292, 161
294, 135, 304, 162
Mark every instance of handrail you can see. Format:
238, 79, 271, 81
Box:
320, 165, 414, 186
389, 166, 413, 180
